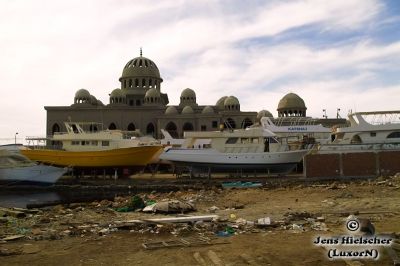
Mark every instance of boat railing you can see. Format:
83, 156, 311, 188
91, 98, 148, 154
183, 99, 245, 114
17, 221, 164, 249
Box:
273, 117, 323, 127
350, 111, 400, 126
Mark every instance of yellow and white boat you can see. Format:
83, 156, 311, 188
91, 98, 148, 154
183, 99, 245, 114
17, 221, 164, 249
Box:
21, 122, 163, 168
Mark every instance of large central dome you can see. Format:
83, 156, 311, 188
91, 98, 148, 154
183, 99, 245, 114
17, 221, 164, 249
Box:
120, 56, 161, 81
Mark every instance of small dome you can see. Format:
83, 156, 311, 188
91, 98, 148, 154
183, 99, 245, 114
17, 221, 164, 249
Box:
224, 96, 240, 111
257, 110, 273, 120
75, 89, 90, 99
182, 105, 194, 114
180, 88, 197, 106
120, 56, 161, 80
110, 88, 124, 97
144, 88, 161, 105
216, 96, 228, 109
145, 88, 161, 98
278, 93, 306, 110
109, 88, 126, 105
224, 96, 240, 106
202, 106, 214, 114
181, 88, 196, 98
165, 106, 178, 115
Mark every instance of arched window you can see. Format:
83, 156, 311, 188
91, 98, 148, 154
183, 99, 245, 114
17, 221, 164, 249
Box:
241, 118, 253, 128
350, 135, 362, 144
225, 118, 236, 129
108, 123, 117, 130
52, 123, 60, 134
142, 78, 146, 87
129, 79, 132, 88
146, 123, 155, 137
135, 79, 139, 87
127, 123, 136, 131
183, 122, 194, 132
387, 132, 400, 138
165, 122, 178, 138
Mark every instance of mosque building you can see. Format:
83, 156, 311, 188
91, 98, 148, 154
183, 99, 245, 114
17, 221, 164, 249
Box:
45, 52, 345, 138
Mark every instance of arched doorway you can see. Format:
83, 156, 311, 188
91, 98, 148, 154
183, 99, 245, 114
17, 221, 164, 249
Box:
89, 124, 98, 132
241, 118, 253, 128
108, 123, 117, 130
146, 123, 155, 137
182, 122, 194, 132
165, 122, 178, 138
225, 118, 236, 129
127, 123, 136, 131
351, 134, 362, 144
52, 123, 60, 134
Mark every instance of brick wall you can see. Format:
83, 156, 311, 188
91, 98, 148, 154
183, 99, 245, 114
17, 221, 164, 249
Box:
304, 151, 400, 178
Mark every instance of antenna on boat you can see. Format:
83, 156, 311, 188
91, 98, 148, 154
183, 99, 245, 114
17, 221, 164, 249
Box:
322, 109, 327, 119
336, 108, 341, 119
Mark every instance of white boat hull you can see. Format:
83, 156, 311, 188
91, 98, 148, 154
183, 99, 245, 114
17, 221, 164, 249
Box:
160, 148, 308, 173
0, 165, 68, 184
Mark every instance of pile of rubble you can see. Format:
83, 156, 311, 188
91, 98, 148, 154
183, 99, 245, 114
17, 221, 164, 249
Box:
1, 194, 329, 245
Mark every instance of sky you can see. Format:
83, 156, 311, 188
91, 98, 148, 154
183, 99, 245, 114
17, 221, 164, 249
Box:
0, 0, 399, 143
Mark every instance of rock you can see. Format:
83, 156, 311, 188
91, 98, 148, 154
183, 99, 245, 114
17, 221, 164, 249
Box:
291, 224, 303, 231
0, 207, 26, 218
42, 229, 61, 240
31, 228, 43, 235
224, 202, 244, 209
208, 206, 220, 213
39, 217, 51, 223
235, 218, 248, 226
61, 230, 72, 236
98, 228, 110, 236
68, 203, 82, 209
327, 182, 339, 190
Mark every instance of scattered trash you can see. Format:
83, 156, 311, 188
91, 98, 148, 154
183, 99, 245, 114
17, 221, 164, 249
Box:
222, 181, 262, 189
216, 226, 235, 237
1, 235, 25, 241
141, 200, 195, 214
256, 217, 272, 226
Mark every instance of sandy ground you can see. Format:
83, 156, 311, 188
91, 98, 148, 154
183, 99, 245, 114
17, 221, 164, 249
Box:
1, 175, 399, 266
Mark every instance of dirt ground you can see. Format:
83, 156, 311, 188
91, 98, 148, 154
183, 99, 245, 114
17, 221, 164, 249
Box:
1, 175, 399, 266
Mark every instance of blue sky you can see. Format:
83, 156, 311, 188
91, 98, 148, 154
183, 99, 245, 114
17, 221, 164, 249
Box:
0, 0, 399, 143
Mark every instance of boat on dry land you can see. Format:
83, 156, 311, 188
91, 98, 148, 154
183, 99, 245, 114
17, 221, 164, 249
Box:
0, 149, 67, 184
159, 125, 309, 174
318, 111, 400, 153
21, 122, 163, 168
